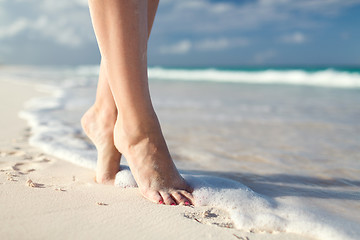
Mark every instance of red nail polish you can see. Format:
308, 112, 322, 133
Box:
171, 203, 176, 206
159, 200, 163, 204
185, 201, 190, 206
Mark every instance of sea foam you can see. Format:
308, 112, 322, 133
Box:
19, 83, 98, 170
113, 169, 356, 240
185, 175, 355, 240
148, 67, 360, 88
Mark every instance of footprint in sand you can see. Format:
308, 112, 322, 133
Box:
26, 179, 45, 188
0, 151, 56, 189
184, 207, 234, 229
11, 155, 53, 174
0, 150, 53, 174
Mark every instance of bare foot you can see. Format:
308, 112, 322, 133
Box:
81, 105, 121, 184
113, 115, 194, 206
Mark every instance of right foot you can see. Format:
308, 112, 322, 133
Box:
81, 106, 121, 184
114, 115, 194, 206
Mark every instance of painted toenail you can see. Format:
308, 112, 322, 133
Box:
171, 203, 176, 206
185, 201, 190, 205
159, 200, 164, 204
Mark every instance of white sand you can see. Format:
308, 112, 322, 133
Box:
0, 78, 306, 240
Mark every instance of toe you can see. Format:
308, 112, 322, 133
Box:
171, 191, 188, 205
160, 191, 176, 205
144, 190, 164, 204
179, 190, 195, 206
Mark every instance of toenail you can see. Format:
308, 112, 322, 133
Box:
171, 203, 176, 206
159, 200, 164, 204
184, 201, 190, 206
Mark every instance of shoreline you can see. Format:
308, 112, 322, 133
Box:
0, 78, 310, 240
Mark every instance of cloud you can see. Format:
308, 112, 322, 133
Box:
195, 37, 249, 51
0, 18, 29, 39
159, 37, 249, 54
2, 0, 358, 46
0, 0, 359, 65
280, 32, 307, 44
159, 40, 192, 54
283, 0, 360, 15
253, 49, 277, 64
0, 0, 94, 47
155, 0, 360, 35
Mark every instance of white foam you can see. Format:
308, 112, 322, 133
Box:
183, 174, 357, 240
110, 168, 357, 240
112, 170, 358, 239
19, 83, 98, 170
114, 168, 137, 188
148, 67, 360, 88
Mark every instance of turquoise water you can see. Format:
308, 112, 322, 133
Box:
152, 65, 360, 73
1, 65, 360, 239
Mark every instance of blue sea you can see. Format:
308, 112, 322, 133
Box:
1, 65, 360, 239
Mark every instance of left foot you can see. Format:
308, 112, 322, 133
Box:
81, 105, 121, 184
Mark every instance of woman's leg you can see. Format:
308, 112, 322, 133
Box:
88, 0, 193, 205
81, 0, 160, 185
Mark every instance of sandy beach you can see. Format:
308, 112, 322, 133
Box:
0, 79, 312, 240
1, 0, 359, 238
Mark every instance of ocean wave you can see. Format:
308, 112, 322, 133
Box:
148, 67, 360, 88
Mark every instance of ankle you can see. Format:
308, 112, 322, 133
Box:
119, 110, 161, 135
91, 104, 117, 122
96, 172, 116, 184
114, 113, 164, 151
82, 104, 117, 137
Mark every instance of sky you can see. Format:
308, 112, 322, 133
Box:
0, 0, 360, 67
